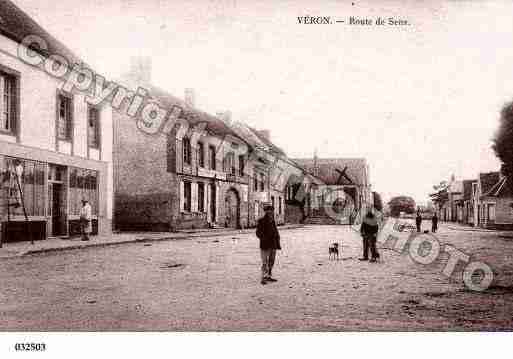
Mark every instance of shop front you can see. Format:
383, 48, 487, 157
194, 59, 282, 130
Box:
0, 151, 107, 243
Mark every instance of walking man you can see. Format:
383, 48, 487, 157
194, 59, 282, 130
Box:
416, 210, 422, 232
359, 210, 380, 262
432, 212, 438, 233
256, 205, 281, 285
80, 199, 92, 241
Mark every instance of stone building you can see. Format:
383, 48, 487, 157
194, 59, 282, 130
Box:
113, 61, 254, 231
0, 0, 113, 242
229, 122, 324, 225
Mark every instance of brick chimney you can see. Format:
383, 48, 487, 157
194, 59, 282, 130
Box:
128, 57, 152, 85
184, 88, 195, 107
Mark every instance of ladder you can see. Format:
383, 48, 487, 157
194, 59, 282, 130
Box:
0, 162, 32, 247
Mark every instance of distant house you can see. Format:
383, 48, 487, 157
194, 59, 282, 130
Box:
448, 180, 463, 222
292, 157, 372, 224
473, 172, 500, 228
454, 179, 476, 224
477, 173, 513, 230
461, 180, 477, 225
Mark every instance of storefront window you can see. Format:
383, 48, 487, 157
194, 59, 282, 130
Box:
69, 167, 98, 215
3, 157, 45, 217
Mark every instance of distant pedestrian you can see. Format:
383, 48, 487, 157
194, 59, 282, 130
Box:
416, 211, 422, 232
432, 213, 438, 233
359, 210, 380, 262
256, 205, 281, 285
80, 199, 92, 241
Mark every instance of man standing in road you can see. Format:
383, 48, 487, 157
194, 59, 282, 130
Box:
432, 212, 438, 233
416, 210, 423, 232
256, 205, 281, 285
80, 199, 92, 241
359, 210, 380, 262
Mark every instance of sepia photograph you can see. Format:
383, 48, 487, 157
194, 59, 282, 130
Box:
0, 0, 512, 356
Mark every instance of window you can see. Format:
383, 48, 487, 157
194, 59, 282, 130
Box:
87, 106, 100, 148
224, 152, 235, 175
279, 196, 282, 214
260, 173, 265, 192
183, 181, 191, 211
69, 167, 98, 215
0, 72, 16, 133
271, 196, 275, 210
57, 93, 72, 140
488, 203, 496, 221
209, 145, 216, 170
198, 182, 205, 212
4, 158, 45, 217
238, 155, 245, 176
254, 174, 258, 192
183, 137, 191, 165
198, 142, 205, 167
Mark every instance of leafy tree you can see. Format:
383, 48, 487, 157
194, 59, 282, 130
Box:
388, 196, 416, 217
492, 101, 513, 177
373, 191, 383, 212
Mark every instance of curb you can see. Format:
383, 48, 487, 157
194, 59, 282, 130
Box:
446, 226, 507, 233
16, 224, 305, 257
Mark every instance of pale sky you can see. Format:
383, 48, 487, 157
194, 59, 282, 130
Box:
14, 0, 511, 204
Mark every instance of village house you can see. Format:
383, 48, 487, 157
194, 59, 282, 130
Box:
475, 172, 513, 230
292, 156, 372, 224
113, 58, 326, 230
461, 179, 477, 225
0, 0, 113, 242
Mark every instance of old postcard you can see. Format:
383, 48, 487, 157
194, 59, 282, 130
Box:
0, 0, 511, 357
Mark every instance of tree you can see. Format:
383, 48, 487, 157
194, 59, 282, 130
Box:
388, 196, 416, 217
492, 101, 513, 177
372, 191, 383, 212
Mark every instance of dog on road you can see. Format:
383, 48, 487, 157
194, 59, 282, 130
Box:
329, 242, 340, 260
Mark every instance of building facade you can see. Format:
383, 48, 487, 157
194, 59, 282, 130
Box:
0, 0, 113, 242
113, 62, 256, 231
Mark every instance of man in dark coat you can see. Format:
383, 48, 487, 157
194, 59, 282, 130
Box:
360, 210, 379, 262
432, 213, 438, 233
256, 205, 281, 285
416, 210, 422, 232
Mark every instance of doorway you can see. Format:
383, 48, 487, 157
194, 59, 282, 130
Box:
210, 183, 216, 223
48, 182, 66, 236
225, 188, 240, 229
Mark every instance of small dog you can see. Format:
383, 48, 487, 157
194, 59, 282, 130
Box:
329, 242, 340, 260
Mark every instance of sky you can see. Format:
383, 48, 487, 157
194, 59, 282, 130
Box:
13, 0, 512, 204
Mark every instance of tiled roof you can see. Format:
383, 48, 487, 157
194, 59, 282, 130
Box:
480, 172, 501, 197
0, 0, 84, 65
487, 177, 513, 198
145, 84, 244, 140
230, 122, 269, 150
246, 126, 286, 156
498, 178, 513, 197
292, 158, 367, 186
